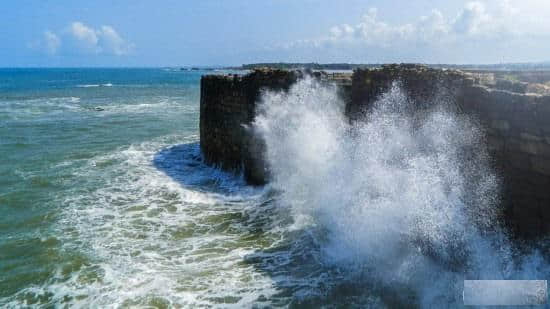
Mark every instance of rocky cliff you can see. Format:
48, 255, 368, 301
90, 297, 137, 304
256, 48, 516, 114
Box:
200, 65, 550, 237
200, 69, 299, 184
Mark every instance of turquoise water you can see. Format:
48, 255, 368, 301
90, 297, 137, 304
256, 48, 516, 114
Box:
0, 68, 274, 307
1, 68, 348, 308
1, 69, 548, 308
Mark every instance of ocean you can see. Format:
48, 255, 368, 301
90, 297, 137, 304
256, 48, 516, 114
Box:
0, 68, 267, 307
1, 69, 548, 308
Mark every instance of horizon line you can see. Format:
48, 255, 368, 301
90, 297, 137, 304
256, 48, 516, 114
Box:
2, 61, 550, 70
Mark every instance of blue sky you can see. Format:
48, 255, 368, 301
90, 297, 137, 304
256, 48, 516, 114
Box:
2, 0, 550, 67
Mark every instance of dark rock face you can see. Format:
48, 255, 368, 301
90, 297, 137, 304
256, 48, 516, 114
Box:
458, 86, 550, 237
199, 64, 550, 237
200, 69, 299, 185
349, 64, 469, 120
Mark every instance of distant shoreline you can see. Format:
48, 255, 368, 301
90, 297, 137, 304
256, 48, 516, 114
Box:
229, 62, 550, 71
3, 62, 550, 71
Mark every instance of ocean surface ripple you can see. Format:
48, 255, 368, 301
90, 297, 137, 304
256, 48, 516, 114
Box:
0, 69, 548, 308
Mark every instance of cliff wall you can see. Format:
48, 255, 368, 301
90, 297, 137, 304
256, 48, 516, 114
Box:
200, 65, 550, 237
459, 84, 550, 236
200, 70, 298, 184
349, 65, 550, 237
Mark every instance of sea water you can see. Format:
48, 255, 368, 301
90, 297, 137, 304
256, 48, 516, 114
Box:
0, 69, 548, 308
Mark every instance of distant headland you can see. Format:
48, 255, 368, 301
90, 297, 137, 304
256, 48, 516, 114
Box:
226, 62, 550, 71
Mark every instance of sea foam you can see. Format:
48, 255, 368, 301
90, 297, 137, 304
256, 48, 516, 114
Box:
254, 77, 549, 306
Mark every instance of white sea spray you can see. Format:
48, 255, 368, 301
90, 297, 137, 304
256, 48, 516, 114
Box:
254, 77, 549, 306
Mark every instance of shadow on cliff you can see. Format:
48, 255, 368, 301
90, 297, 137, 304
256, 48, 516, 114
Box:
152, 142, 249, 194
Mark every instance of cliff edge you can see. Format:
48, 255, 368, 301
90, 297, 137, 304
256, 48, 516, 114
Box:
200, 64, 550, 237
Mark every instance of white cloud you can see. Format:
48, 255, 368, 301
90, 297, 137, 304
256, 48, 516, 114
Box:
417, 10, 450, 42
322, 1, 506, 46
69, 22, 100, 52
280, 0, 550, 63
453, 2, 491, 35
43, 31, 61, 55
28, 30, 62, 55
67, 22, 134, 55
99, 26, 134, 56
32, 22, 134, 56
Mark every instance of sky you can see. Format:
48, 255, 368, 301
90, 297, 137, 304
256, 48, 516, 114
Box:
2, 0, 550, 67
